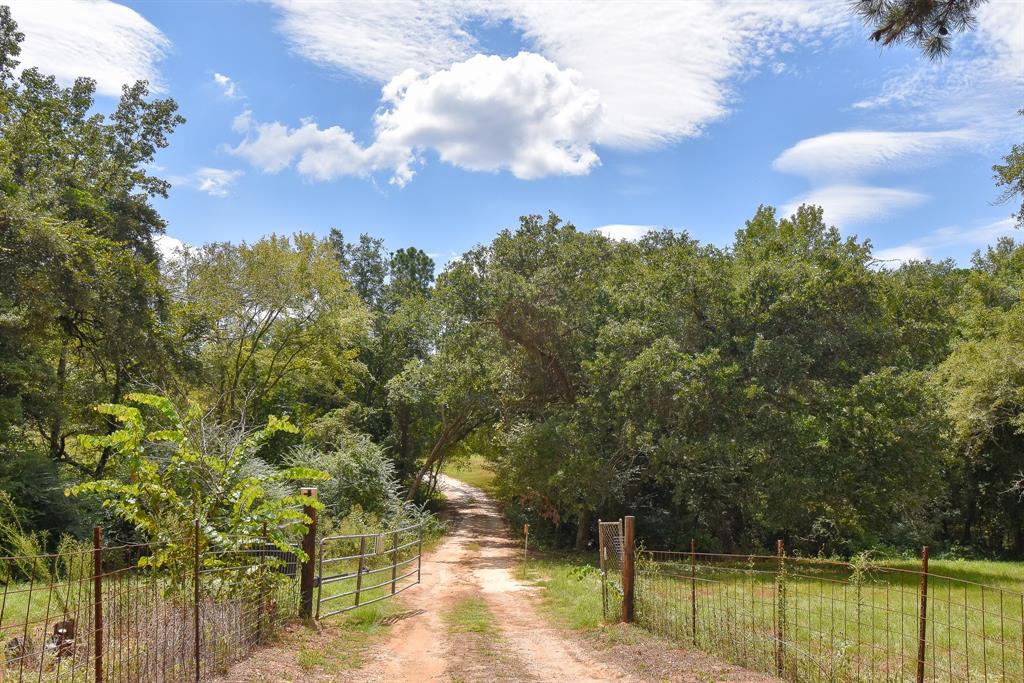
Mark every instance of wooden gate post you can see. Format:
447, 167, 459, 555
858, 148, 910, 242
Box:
299, 487, 318, 619
92, 527, 103, 683
622, 516, 636, 624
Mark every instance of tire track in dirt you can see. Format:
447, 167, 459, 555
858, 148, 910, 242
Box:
358, 475, 636, 682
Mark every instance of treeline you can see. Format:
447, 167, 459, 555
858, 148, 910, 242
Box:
0, 7, 1021, 559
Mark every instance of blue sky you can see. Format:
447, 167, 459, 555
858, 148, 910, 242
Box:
8, 1, 1024, 265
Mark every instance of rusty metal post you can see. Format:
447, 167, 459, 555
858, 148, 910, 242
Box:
775, 539, 785, 678
193, 519, 200, 683
299, 487, 318, 619
354, 537, 367, 607
92, 527, 103, 683
690, 539, 697, 645
917, 546, 930, 683
622, 515, 635, 624
390, 531, 399, 594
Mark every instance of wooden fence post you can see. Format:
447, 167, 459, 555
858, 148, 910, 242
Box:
299, 487, 318, 619
622, 515, 636, 623
917, 546, 930, 683
92, 527, 103, 683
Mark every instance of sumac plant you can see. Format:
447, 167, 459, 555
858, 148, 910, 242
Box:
68, 393, 327, 591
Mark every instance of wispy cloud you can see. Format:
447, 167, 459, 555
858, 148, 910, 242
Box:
873, 217, 1018, 265
213, 72, 239, 98
171, 168, 243, 197
773, 129, 977, 180
6, 0, 169, 97
594, 224, 656, 241
268, 1, 848, 151
782, 185, 927, 226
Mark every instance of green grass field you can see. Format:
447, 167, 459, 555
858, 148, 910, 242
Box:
524, 551, 1024, 683
442, 454, 497, 492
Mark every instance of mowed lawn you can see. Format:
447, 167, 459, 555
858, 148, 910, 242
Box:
526, 552, 1024, 683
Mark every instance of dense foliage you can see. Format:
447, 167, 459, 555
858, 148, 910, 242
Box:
0, 6, 1021, 559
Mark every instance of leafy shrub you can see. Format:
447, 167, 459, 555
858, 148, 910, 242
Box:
68, 393, 327, 590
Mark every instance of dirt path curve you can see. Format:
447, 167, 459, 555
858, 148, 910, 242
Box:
361, 474, 635, 683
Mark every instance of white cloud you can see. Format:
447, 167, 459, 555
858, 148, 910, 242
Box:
375, 53, 601, 184
172, 168, 243, 197
851, 2, 1022, 142
782, 185, 928, 226
154, 234, 190, 261
230, 111, 395, 180
230, 52, 602, 185
6, 0, 169, 97
268, 1, 849, 150
773, 130, 977, 180
874, 217, 1018, 264
213, 72, 239, 98
594, 224, 656, 241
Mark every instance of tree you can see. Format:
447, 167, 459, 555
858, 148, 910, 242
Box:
165, 233, 370, 426
934, 238, 1024, 554
0, 6, 183, 477
993, 111, 1024, 229
854, 0, 987, 58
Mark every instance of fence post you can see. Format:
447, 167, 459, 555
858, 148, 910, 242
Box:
193, 519, 201, 683
299, 487, 318, 619
917, 546, 930, 683
775, 539, 785, 678
92, 527, 103, 683
622, 515, 635, 624
690, 539, 697, 646
354, 537, 367, 607
416, 527, 423, 584
391, 530, 399, 595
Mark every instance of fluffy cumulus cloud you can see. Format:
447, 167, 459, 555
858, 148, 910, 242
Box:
269, 1, 847, 150
6, 0, 169, 97
376, 53, 601, 183
231, 52, 601, 185
172, 167, 243, 197
154, 234, 190, 261
781, 185, 927, 226
246, 1, 848, 185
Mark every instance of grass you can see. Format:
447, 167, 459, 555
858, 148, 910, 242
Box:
522, 552, 611, 631
443, 596, 497, 635
297, 599, 403, 673
524, 550, 1024, 683
442, 454, 497, 492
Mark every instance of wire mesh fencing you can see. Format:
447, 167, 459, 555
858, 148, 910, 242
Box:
315, 522, 424, 620
0, 526, 303, 683
598, 519, 624, 621
630, 544, 1023, 683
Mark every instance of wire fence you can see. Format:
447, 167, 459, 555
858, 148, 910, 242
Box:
0, 525, 303, 682
624, 537, 1023, 683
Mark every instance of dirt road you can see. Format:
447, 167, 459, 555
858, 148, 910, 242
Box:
359, 474, 633, 682
219, 476, 779, 682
